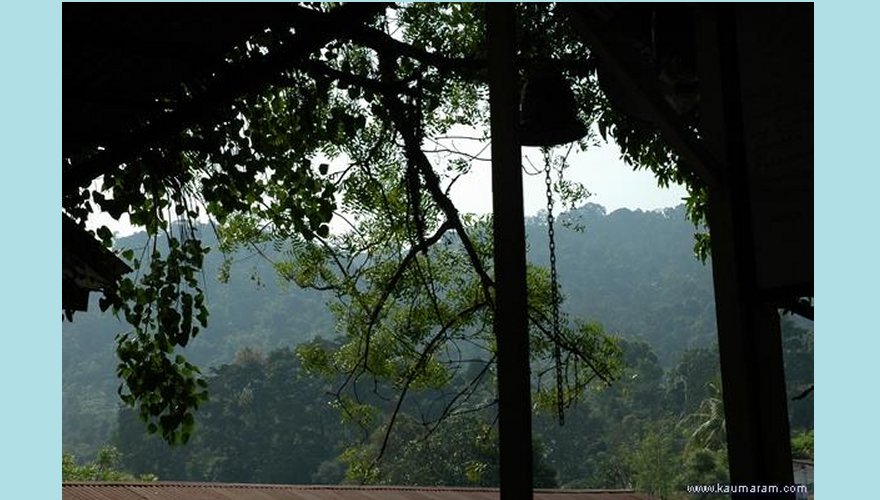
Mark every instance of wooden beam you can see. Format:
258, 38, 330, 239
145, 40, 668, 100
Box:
561, 4, 724, 188
697, 6, 795, 498
487, 5, 533, 500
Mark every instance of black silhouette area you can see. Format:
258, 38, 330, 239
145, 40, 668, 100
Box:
62, 4, 812, 500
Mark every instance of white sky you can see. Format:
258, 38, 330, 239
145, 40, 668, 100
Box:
447, 135, 687, 218
89, 132, 687, 237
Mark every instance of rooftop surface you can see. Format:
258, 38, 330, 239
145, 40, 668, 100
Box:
62, 483, 653, 500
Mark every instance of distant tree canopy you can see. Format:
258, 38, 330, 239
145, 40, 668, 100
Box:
63, 3, 706, 444
63, 206, 722, 462
63, 445, 156, 482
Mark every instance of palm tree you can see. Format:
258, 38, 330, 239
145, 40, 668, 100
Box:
684, 376, 726, 452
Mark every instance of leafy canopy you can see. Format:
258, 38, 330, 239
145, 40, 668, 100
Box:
64, 3, 703, 444
62, 445, 157, 482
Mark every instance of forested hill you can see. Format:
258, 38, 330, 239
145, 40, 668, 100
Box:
63, 203, 717, 457
527, 203, 716, 365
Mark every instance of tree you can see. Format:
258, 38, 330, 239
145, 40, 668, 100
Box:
113, 346, 350, 483
532, 339, 669, 488
684, 376, 727, 453
790, 429, 813, 461
666, 346, 721, 416
628, 425, 682, 500
65, 2, 701, 444
338, 411, 557, 487
677, 448, 728, 500
62, 445, 157, 482
781, 318, 814, 431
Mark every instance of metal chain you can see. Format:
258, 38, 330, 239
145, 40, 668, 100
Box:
543, 148, 565, 425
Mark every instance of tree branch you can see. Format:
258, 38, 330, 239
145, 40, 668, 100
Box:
338, 23, 484, 77
338, 219, 455, 398
380, 87, 496, 306
792, 385, 813, 401
374, 300, 489, 462
527, 305, 616, 385
63, 3, 387, 197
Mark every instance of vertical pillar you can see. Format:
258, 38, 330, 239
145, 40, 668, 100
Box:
487, 4, 533, 500
697, 6, 794, 498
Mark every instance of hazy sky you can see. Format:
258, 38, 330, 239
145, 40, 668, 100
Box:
447, 136, 688, 218
89, 133, 687, 237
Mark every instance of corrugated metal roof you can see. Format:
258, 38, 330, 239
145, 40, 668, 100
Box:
62, 483, 653, 500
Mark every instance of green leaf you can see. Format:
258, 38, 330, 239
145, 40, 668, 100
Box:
96, 226, 113, 246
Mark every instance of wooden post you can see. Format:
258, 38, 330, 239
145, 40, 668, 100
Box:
697, 6, 795, 498
487, 4, 534, 500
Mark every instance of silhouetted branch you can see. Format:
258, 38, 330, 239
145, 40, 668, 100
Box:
792, 385, 813, 401
527, 305, 616, 385
780, 297, 814, 321
379, 81, 496, 305
64, 3, 388, 197
374, 300, 489, 462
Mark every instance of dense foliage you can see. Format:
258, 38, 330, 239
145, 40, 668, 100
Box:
63, 206, 710, 459
63, 4, 812, 494
84, 322, 808, 495
63, 207, 814, 493
112, 347, 348, 483
64, 3, 709, 443
62, 445, 156, 482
